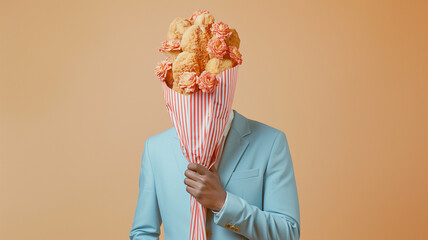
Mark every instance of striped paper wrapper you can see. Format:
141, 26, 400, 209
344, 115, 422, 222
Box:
162, 65, 239, 240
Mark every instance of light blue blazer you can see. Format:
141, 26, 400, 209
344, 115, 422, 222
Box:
129, 109, 300, 240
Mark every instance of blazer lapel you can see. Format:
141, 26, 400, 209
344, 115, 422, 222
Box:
217, 110, 251, 188
217, 128, 249, 188
173, 110, 251, 188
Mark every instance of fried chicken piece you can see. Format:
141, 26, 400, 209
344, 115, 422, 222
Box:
194, 13, 215, 27
165, 69, 174, 89
180, 25, 209, 52
200, 54, 211, 72
164, 51, 181, 62
205, 57, 234, 75
172, 51, 201, 94
225, 28, 240, 49
167, 17, 192, 40
181, 25, 211, 72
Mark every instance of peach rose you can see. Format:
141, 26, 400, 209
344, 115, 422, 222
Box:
189, 10, 210, 23
228, 46, 243, 65
154, 58, 172, 82
178, 72, 198, 94
210, 21, 232, 39
207, 37, 228, 59
159, 39, 181, 52
197, 71, 218, 93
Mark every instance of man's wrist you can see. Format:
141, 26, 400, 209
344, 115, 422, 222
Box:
212, 191, 228, 214
216, 190, 227, 211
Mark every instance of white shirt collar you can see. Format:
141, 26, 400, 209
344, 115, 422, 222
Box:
223, 110, 234, 138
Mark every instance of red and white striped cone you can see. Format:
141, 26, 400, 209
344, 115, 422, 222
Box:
162, 65, 239, 240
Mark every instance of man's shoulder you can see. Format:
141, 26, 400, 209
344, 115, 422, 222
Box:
249, 119, 284, 134
240, 113, 286, 138
142, 127, 177, 158
146, 127, 176, 144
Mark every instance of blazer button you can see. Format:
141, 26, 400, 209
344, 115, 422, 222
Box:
231, 226, 239, 232
225, 223, 232, 229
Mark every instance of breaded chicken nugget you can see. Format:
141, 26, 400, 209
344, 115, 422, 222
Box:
181, 25, 211, 71
225, 28, 240, 49
165, 69, 174, 89
194, 13, 215, 27
167, 17, 192, 40
181, 25, 210, 52
172, 52, 200, 94
205, 57, 233, 75
165, 51, 180, 62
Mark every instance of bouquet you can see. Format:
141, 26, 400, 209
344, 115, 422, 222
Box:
154, 9, 243, 240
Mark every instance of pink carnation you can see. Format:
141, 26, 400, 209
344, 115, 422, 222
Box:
178, 72, 198, 94
207, 37, 228, 59
210, 21, 232, 39
197, 71, 218, 93
159, 39, 181, 52
228, 46, 243, 65
154, 58, 172, 82
189, 10, 210, 22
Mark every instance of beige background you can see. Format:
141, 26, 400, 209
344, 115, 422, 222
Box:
1, 0, 427, 239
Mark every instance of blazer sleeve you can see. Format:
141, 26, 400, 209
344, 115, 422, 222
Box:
129, 138, 162, 240
213, 131, 300, 240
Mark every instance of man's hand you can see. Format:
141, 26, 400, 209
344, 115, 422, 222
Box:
184, 163, 226, 212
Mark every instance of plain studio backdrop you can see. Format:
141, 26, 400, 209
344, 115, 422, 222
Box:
1, 0, 427, 239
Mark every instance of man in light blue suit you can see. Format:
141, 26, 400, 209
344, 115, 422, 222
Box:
129, 109, 300, 239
